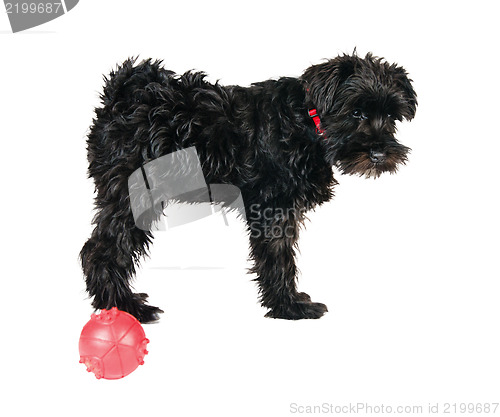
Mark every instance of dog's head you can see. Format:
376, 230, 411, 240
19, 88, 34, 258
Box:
302, 53, 417, 178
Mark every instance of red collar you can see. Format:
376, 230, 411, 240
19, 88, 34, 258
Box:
308, 108, 325, 136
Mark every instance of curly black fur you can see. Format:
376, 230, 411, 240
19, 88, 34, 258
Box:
80, 52, 417, 323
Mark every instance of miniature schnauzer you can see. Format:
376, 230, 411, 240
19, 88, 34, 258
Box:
80, 52, 417, 322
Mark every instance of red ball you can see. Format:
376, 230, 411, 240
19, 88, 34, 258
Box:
79, 307, 149, 379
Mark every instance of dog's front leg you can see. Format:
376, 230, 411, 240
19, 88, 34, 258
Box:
247, 204, 328, 319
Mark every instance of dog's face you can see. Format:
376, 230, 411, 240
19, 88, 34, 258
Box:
302, 53, 417, 178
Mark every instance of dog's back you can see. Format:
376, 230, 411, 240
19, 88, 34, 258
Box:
87, 59, 248, 187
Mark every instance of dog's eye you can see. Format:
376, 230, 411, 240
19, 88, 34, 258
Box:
351, 109, 367, 120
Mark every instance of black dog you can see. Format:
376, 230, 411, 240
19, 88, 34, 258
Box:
80, 52, 417, 323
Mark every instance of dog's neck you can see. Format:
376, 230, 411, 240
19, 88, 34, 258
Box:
304, 86, 326, 138
308, 108, 325, 136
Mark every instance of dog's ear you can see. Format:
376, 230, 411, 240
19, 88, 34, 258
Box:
390, 65, 417, 121
301, 54, 357, 113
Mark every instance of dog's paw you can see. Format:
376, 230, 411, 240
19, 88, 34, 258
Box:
265, 300, 328, 320
121, 293, 164, 324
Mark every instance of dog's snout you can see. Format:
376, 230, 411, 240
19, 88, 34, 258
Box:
370, 151, 386, 164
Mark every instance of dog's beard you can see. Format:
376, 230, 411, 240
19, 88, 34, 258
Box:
335, 145, 410, 179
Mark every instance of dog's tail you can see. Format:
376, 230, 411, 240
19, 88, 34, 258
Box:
99, 57, 174, 108
86, 58, 175, 183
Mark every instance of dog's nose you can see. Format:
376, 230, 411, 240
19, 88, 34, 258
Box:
370, 151, 386, 164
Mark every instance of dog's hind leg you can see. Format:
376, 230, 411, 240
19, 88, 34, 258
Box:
247, 204, 328, 320
80, 183, 163, 323
79, 58, 174, 322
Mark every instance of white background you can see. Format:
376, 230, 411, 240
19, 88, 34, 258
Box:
1, 1, 499, 416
